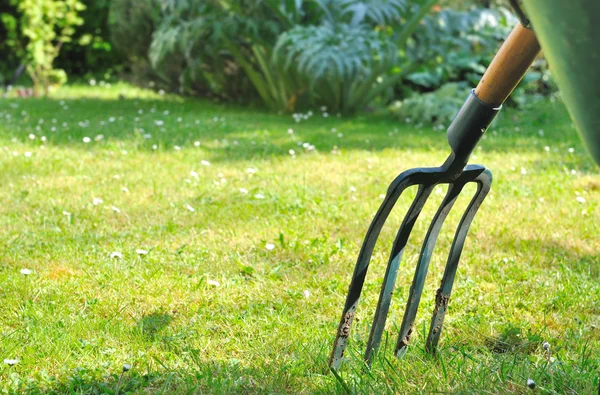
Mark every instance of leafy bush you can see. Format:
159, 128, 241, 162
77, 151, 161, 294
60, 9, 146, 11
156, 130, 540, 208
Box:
55, 0, 122, 76
390, 82, 469, 127
17, 0, 86, 95
0, 1, 25, 86
1, 0, 123, 83
405, 7, 516, 90
108, 0, 162, 85
392, 7, 557, 126
270, 0, 432, 113
399, 7, 555, 113
147, 0, 259, 100
115, 1, 554, 113
145, 0, 438, 113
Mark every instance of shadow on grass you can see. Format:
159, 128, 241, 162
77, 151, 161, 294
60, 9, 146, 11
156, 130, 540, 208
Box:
138, 312, 172, 340
9, 342, 597, 394
2, 95, 594, 167
6, 355, 336, 394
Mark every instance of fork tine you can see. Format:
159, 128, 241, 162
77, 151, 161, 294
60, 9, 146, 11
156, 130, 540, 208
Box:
364, 184, 434, 364
329, 171, 421, 370
394, 183, 465, 357
426, 170, 492, 353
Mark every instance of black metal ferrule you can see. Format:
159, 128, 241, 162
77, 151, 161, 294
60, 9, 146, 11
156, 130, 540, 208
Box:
508, 0, 533, 30
446, 89, 500, 163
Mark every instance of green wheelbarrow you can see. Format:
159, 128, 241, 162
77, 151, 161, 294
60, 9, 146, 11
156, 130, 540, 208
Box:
520, 0, 600, 166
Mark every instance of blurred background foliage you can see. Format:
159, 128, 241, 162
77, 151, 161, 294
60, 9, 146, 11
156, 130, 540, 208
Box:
1, 0, 556, 117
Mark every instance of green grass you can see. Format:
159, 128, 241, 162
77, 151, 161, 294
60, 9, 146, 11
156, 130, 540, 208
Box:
0, 82, 599, 393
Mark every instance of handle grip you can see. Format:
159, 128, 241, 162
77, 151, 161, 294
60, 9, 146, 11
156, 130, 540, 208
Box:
474, 23, 541, 107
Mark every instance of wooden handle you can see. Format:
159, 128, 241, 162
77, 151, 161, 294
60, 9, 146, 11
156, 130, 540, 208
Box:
474, 23, 541, 107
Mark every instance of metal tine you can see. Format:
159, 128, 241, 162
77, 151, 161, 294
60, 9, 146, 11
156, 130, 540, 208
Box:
329, 170, 423, 370
364, 184, 435, 363
426, 170, 492, 353
394, 182, 466, 357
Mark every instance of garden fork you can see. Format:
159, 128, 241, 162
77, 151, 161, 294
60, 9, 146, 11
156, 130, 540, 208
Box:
330, 22, 541, 370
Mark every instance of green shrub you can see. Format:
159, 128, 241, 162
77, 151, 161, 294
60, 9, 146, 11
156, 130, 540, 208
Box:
392, 64, 557, 128
405, 8, 516, 90
115, 1, 554, 113
0, 2, 24, 83
147, 0, 258, 100
271, 0, 432, 113
108, 0, 162, 85
2, 0, 123, 82
147, 0, 437, 113
402, 7, 555, 106
17, 0, 86, 95
55, 0, 122, 76
390, 82, 469, 127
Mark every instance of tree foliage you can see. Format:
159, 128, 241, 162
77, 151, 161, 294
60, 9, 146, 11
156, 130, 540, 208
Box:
55, 0, 121, 76
17, 0, 86, 95
0, 1, 25, 86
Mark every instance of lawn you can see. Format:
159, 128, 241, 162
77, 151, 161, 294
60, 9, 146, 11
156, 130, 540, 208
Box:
0, 83, 598, 393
